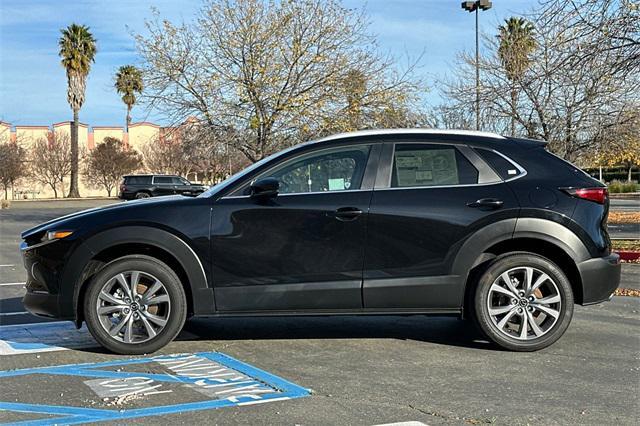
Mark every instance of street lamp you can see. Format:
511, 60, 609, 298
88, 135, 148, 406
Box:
461, 0, 492, 131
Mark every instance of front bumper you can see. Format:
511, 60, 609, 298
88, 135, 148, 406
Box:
20, 241, 73, 319
577, 253, 621, 305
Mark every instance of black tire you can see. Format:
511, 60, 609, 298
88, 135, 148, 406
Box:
472, 252, 574, 351
135, 192, 151, 199
84, 255, 187, 355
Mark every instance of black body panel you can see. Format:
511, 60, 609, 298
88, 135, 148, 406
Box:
20, 130, 621, 325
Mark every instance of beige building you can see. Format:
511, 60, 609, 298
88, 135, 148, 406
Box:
2, 121, 166, 199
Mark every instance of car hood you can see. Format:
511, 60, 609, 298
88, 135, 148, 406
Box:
21, 196, 186, 240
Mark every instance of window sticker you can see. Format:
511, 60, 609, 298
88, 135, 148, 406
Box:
395, 149, 459, 187
328, 178, 346, 191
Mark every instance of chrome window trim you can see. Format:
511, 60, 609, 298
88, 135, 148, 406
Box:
228, 143, 374, 197
378, 141, 501, 190
373, 180, 505, 192
221, 188, 371, 200
479, 148, 528, 182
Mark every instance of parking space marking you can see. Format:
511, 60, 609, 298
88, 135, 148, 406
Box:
0, 282, 25, 286
0, 352, 310, 424
0, 311, 29, 316
0, 321, 96, 355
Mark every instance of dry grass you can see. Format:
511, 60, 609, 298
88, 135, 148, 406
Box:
615, 288, 640, 297
612, 239, 640, 251
0, 199, 10, 209
608, 211, 640, 224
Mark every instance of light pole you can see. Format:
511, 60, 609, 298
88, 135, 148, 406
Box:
461, 0, 492, 131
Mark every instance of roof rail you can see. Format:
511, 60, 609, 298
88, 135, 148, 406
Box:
315, 128, 506, 143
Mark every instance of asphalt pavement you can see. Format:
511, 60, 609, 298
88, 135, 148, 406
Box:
0, 198, 638, 425
610, 197, 640, 212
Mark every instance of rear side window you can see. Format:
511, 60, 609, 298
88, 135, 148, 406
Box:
474, 148, 522, 180
125, 176, 152, 185
154, 176, 173, 184
391, 144, 478, 187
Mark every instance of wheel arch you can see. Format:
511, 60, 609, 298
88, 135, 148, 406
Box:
61, 226, 214, 326
454, 218, 589, 312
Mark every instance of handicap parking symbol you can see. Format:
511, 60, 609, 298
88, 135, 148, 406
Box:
0, 352, 310, 425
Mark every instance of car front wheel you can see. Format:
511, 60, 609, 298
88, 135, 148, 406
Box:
84, 255, 187, 355
473, 252, 574, 351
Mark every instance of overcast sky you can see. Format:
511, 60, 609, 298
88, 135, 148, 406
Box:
0, 0, 537, 127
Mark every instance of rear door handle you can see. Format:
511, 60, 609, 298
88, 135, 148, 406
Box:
467, 198, 504, 209
334, 207, 363, 221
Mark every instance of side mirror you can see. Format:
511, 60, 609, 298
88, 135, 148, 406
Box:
250, 177, 279, 199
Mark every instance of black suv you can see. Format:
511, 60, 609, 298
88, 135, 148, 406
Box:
21, 130, 620, 354
119, 175, 208, 199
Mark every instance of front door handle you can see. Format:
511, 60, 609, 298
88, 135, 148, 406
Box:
334, 207, 363, 221
467, 198, 504, 209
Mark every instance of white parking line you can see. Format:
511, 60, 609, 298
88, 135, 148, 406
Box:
0, 282, 26, 287
0, 264, 15, 267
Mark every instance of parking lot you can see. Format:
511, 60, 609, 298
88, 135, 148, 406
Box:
1, 199, 639, 425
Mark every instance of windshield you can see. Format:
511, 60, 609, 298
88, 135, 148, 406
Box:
198, 144, 304, 198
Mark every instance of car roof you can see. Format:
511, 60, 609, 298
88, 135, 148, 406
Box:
124, 174, 179, 178
313, 128, 507, 143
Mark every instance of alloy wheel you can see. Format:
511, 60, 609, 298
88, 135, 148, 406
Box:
486, 266, 562, 340
95, 270, 171, 344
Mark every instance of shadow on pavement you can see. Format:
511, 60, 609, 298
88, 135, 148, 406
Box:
182, 315, 498, 351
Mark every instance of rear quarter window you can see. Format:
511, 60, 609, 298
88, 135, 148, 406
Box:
474, 148, 523, 180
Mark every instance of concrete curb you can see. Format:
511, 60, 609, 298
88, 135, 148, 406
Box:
10, 197, 117, 203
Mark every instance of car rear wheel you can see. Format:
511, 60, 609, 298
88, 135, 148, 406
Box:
84, 255, 187, 355
473, 252, 574, 351
135, 192, 151, 199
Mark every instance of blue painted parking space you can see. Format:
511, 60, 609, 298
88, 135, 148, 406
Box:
0, 352, 310, 425
0, 322, 96, 355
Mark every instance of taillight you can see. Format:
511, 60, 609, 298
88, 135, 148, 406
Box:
120, 184, 126, 192
563, 187, 607, 204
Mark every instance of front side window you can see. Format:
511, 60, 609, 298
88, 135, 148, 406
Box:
391, 144, 478, 188
171, 177, 189, 185
259, 145, 371, 194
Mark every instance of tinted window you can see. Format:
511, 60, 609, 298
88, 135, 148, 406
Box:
171, 177, 188, 185
125, 176, 152, 185
262, 145, 371, 194
474, 148, 522, 180
154, 176, 173, 184
391, 144, 478, 187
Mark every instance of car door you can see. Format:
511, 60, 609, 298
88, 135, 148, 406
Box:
211, 143, 380, 312
362, 140, 520, 310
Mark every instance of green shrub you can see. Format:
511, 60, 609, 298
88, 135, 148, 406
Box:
608, 180, 639, 193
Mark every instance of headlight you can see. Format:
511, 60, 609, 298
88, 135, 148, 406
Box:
44, 230, 73, 241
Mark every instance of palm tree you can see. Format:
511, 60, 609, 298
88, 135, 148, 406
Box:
115, 65, 143, 132
59, 23, 97, 198
497, 17, 536, 136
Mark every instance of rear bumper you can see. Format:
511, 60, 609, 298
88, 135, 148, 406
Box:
577, 253, 621, 305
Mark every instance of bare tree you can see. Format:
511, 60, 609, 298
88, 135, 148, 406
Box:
135, 0, 425, 163
439, 2, 639, 162
30, 133, 72, 198
83, 137, 142, 196
0, 142, 27, 199
141, 132, 192, 177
